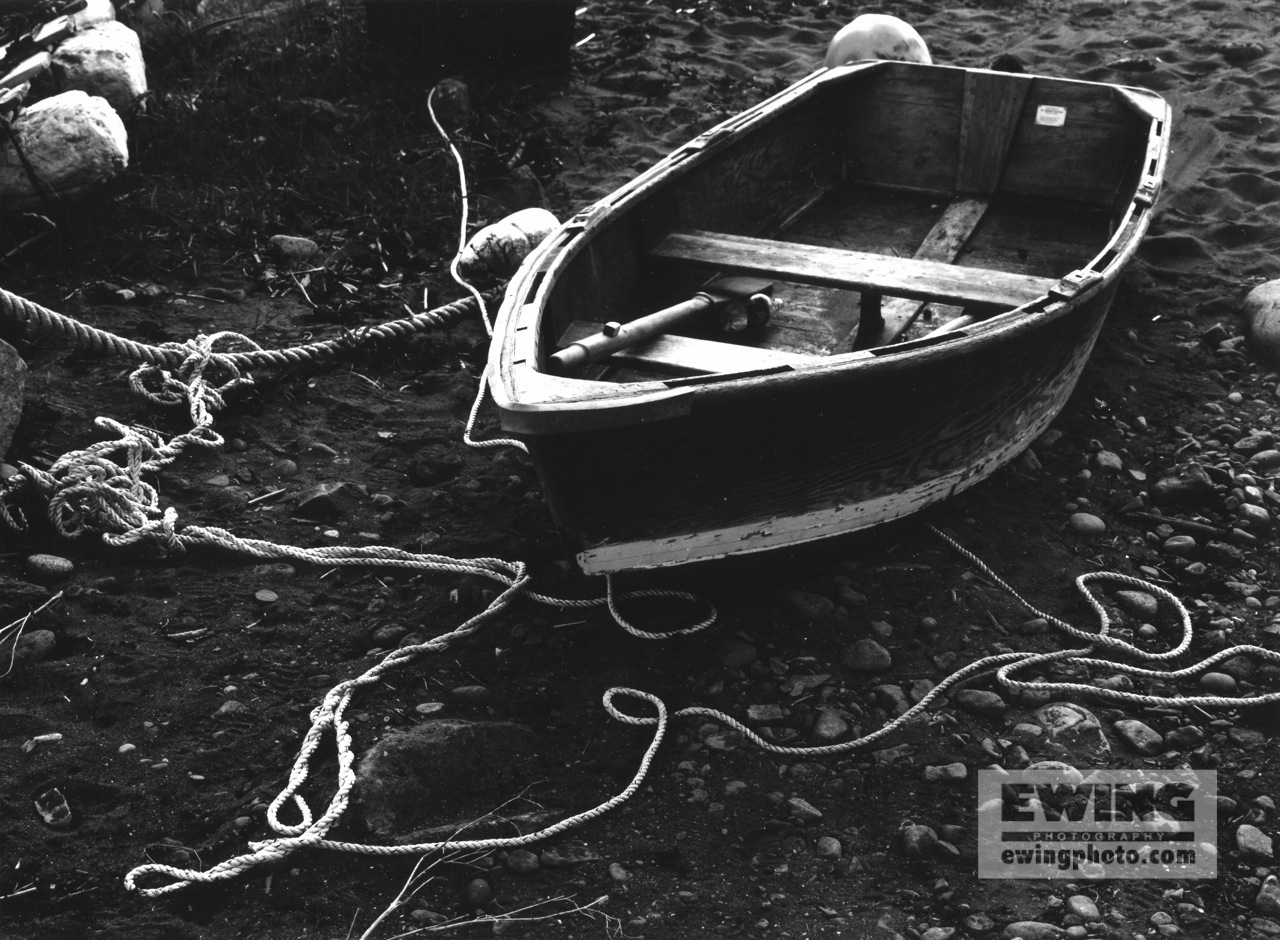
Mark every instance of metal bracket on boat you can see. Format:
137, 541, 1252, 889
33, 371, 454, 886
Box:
1049, 268, 1105, 301
548, 277, 776, 375
1133, 180, 1159, 208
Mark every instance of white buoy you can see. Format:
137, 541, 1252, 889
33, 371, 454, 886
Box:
824, 14, 931, 68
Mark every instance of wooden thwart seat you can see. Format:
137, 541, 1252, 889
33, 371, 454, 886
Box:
557, 320, 816, 376
651, 229, 1057, 311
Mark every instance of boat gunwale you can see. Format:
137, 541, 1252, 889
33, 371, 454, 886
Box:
488, 61, 1171, 433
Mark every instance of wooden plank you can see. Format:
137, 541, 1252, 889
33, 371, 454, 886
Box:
653, 229, 1054, 310
846, 195, 991, 348
955, 71, 1032, 195
558, 321, 816, 376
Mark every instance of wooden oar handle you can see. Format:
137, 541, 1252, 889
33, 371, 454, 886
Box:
549, 293, 716, 374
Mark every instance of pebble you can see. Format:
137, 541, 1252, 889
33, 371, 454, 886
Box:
923, 762, 968, 783
25, 553, 74, 582
1257, 875, 1280, 916
747, 704, 786, 725
815, 836, 842, 859
118, 743, 136, 754
1093, 450, 1123, 472
608, 862, 631, 883
965, 913, 996, 934
452, 684, 492, 703
1162, 535, 1198, 557
1068, 512, 1106, 535
900, 824, 938, 858
787, 797, 823, 822
1113, 719, 1164, 755
811, 709, 850, 742
1238, 824, 1275, 863
1002, 923, 1064, 940
781, 590, 834, 623
267, 233, 320, 262
839, 638, 892, 672
954, 689, 1007, 719
1026, 760, 1083, 785
215, 700, 249, 717
14, 629, 56, 664
414, 702, 445, 716
464, 877, 493, 907
1114, 590, 1158, 620
922, 929, 956, 940
1165, 725, 1206, 750
1199, 672, 1237, 695
254, 589, 278, 604
504, 849, 539, 875
1066, 895, 1101, 921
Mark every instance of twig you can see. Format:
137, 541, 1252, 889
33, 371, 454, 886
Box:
1, 590, 64, 679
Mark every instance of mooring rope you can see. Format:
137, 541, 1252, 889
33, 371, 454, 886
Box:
0, 280, 500, 369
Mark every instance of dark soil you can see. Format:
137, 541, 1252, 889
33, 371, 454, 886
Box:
2, 1, 1280, 938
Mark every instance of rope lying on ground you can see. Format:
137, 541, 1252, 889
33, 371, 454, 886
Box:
0, 280, 500, 369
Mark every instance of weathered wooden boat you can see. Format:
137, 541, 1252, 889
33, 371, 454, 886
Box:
487, 60, 1169, 575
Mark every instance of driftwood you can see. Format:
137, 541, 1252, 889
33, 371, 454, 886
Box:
0, 88, 127, 211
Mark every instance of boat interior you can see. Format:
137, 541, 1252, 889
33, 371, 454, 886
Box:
536, 62, 1162, 384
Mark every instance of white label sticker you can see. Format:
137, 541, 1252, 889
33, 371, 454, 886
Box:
1036, 105, 1067, 127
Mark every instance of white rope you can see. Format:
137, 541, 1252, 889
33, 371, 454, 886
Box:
424, 82, 529, 456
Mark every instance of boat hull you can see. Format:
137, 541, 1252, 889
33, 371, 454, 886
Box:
529, 280, 1118, 574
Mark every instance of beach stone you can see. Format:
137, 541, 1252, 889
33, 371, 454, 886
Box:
1166, 725, 1206, 750
954, 689, 1007, 719
815, 836, 842, 859
1026, 761, 1083, 785
1229, 727, 1266, 749
25, 554, 74, 583
1066, 896, 1101, 922
811, 709, 850, 742
1114, 590, 1158, 620
900, 824, 938, 858
922, 929, 956, 940
1162, 535, 1198, 557
47, 21, 147, 115
1036, 703, 1110, 756
1068, 512, 1106, 535
1002, 922, 1064, 940
923, 762, 968, 783
874, 684, 912, 717
268, 234, 320, 263
1151, 474, 1214, 505
1244, 280, 1280, 365
352, 720, 538, 835
504, 849, 539, 875
13, 629, 56, 665
781, 589, 834, 623
464, 877, 492, 907
747, 703, 786, 725
840, 638, 892, 672
295, 481, 361, 520
1250, 450, 1280, 471
0, 91, 128, 211
1238, 824, 1275, 863
1237, 503, 1272, 532
1202, 541, 1245, 566
824, 13, 931, 68
787, 797, 823, 822
1199, 672, 1237, 695
0, 339, 25, 459
1257, 875, 1280, 917
1093, 450, 1123, 472
1113, 719, 1164, 755
966, 913, 997, 934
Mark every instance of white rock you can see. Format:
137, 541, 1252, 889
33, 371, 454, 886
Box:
0, 90, 128, 212
824, 14, 931, 68
70, 0, 117, 30
1244, 279, 1280, 365
47, 22, 147, 115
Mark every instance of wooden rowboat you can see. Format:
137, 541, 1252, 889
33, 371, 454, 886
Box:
488, 61, 1169, 575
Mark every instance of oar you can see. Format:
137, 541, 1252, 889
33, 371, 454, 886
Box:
548, 277, 774, 375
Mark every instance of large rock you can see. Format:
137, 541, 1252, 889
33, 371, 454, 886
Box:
0, 338, 25, 459
0, 90, 128, 212
47, 21, 147, 115
351, 719, 540, 836
1244, 279, 1280, 365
